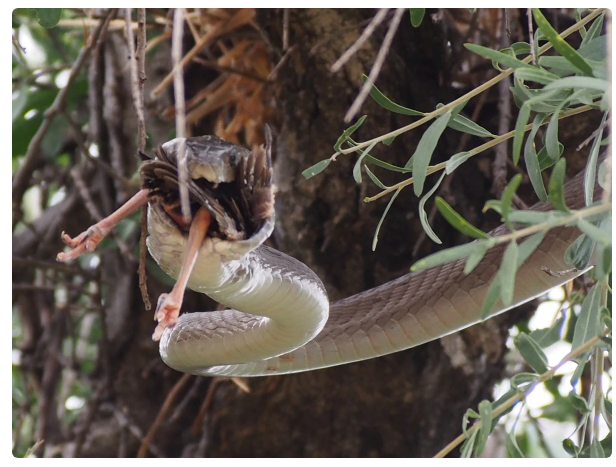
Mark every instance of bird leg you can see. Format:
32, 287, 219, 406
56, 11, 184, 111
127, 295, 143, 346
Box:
57, 189, 150, 262
152, 206, 212, 341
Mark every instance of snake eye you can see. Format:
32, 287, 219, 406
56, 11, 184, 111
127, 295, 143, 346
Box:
229, 153, 237, 165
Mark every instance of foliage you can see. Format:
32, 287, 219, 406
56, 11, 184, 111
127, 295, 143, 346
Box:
305, 8, 612, 458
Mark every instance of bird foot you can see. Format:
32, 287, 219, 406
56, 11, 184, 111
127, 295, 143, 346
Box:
152, 293, 181, 341
56, 225, 109, 262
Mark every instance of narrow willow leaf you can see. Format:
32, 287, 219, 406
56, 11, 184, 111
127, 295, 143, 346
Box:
508, 210, 547, 224
464, 241, 490, 275
333, 115, 367, 151
544, 76, 608, 93
475, 400, 493, 457
524, 114, 548, 201
435, 197, 489, 239
410, 8, 425, 27
499, 241, 519, 306
448, 114, 495, 138
563, 439, 580, 456
511, 42, 531, 56
517, 231, 546, 267
538, 143, 565, 171
510, 372, 538, 391
372, 188, 401, 251
412, 109, 452, 196
302, 159, 331, 179
597, 244, 612, 280
362, 75, 424, 116
532, 8, 594, 77
590, 438, 606, 458
491, 388, 518, 422
480, 278, 502, 320
529, 317, 565, 348
364, 165, 387, 189
577, 218, 611, 245
482, 200, 502, 215
460, 430, 478, 458
506, 432, 525, 458
585, 112, 607, 206
565, 233, 595, 269
581, 13, 605, 47
383, 136, 395, 145
464, 43, 535, 71
598, 160, 607, 188
515, 332, 549, 374
501, 174, 522, 231
548, 158, 569, 212
353, 140, 378, 183
34, 8, 62, 28
365, 155, 412, 173
602, 399, 612, 429
514, 67, 560, 85
411, 241, 482, 272
568, 391, 591, 414
545, 89, 590, 161
445, 151, 471, 174
571, 283, 602, 361
512, 103, 531, 165
418, 172, 446, 244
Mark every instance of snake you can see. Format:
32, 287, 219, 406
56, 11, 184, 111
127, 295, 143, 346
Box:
58, 133, 601, 378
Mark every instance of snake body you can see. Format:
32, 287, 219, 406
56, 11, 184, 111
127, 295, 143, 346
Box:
145, 136, 596, 377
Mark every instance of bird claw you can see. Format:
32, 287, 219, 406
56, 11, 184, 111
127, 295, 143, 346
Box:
152, 293, 181, 341
56, 226, 107, 262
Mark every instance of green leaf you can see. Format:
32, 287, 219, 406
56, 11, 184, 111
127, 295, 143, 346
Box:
514, 67, 560, 85
506, 432, 525, 458
548, 158, 569, 211
372, 188, 400, 251
577, 218, 611, 245
532, 8, 594, 77
524, 113, 548, 201
475, 400, 493, 457
418, 172, 446, 244
362, 75, 424, 116
590, 438, 606, 458
460, 430, 478, 458
562, 438, 580, 456
544, 76, 608, 93
585, 112, 607, 206
410, 8, 425, 27
364, 165, 386, 189
435, 197, 489, 239
445, 151, 471, 174
411, 240, 486, 272
334, 115, 367, 151
364, 155, 412, 173
517, 231, 546, 267
512, 102, 530, 165
515, 332, 549, 374
565, 234, 595, 270
412, 110, 452, 196
567, 391, 590, 414
571, 283, 602, 361
353, 141, 378, 183
33, 8, 62, 28
581, 13, 605, 47
480, 278, 502, 319
464, 43, 535, 71
447, 114, 495, 138
538, 142, 565, 170
529, 317, 565, 348
464, 241, 490, 275
501, 174, 522, 230
302, 159, 331, 179
510, 372, 538, 391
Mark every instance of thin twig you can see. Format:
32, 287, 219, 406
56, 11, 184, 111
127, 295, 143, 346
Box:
527, 9, 536, 66
576, 117, 610, 151
138, 373, 192, 458
282, 8, 290, 51
171, 8, 192, 224
344, 8, 403, 123
331, 8, 388, 73
12, 9, 116, 208
191, 378, 225, 435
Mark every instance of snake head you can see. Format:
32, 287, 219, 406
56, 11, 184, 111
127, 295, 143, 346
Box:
139, 128, 276, 248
